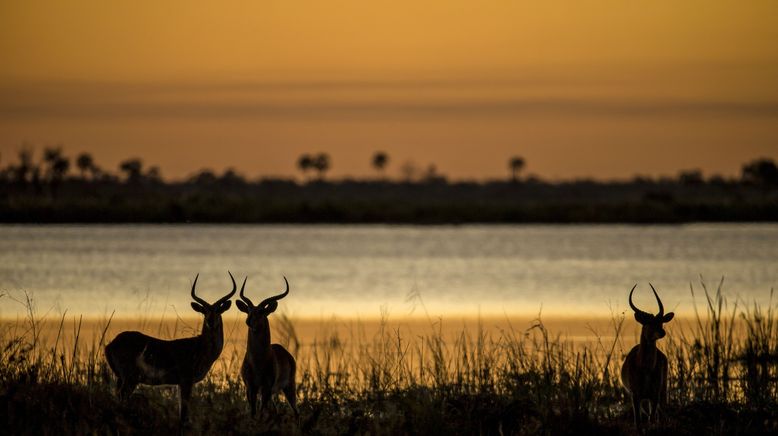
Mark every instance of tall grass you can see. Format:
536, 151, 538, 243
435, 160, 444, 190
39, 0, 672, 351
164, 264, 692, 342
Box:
1, 281, 777, 435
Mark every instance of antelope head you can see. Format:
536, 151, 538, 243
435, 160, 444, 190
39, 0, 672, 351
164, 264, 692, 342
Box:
190, 271, 237, 331
629, 283, 674, 341
235, 276, 289, 335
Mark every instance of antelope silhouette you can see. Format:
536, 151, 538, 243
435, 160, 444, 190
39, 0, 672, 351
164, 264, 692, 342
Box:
235, 276, 298, 419
105, 272, 236, 424
621, 283, 675, 429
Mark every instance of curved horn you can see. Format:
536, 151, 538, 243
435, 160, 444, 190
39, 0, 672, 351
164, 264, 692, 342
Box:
258, 276, 290, 308
649, 283, 664, 317
628, 283, 652, 318
215, 271, 238, 306
239, 276, 254, 307
190, 273, 208, 306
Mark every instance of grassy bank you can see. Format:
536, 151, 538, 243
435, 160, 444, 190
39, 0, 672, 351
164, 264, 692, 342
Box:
1, 281, 777, 435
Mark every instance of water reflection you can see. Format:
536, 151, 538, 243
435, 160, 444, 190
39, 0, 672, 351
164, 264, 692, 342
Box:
0, 224, 776, 319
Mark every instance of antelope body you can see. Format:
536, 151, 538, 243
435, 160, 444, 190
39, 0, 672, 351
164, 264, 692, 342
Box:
621, 283, 675, 429
104, 272, 236, 423
236, 276, 298, 418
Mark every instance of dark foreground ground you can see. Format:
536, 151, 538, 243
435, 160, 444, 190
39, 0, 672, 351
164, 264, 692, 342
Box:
2, 379, 777, 435
2, 283, 777, 435
0, 378, 778, 435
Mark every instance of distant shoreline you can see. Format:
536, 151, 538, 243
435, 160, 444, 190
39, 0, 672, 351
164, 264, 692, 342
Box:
2, 178, 777, 224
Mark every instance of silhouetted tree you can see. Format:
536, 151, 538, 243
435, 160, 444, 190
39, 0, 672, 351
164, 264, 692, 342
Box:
119, 158, 143, 183
219, 168, 246, 187
30, 166, 42, 194
76, 153, 95, 180
678, 169, 703, 186
312, 153, 330, 180
708, 174, 728, 186
189, 169, 217, 186
42, 147, 60, 168
742, 158, 778, 187
509, 156, 525, 182
297, 154, 314, 181
41, 147, 69, 199
13, 147, 35, 185
0, 152, 12, 184
146, 166, 162, 184
52, 157, 70, 179
43, 147, 70, 184
372, 151, 389, 179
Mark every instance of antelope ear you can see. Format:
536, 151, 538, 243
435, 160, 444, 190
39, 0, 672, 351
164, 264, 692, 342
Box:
218, 300, 232, 313
191, 302, 206, 313
236, 300, 250, 313
663, 312, 675, 323
266, 301, 279, 314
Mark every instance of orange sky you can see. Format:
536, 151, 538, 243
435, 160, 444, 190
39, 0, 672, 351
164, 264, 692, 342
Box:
1, 0, 777, 181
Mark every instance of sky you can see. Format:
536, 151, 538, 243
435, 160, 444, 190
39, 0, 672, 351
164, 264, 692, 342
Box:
1, 0, 777, 181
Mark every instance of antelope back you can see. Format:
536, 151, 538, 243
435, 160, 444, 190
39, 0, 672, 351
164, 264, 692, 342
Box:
105, 272, 237, 382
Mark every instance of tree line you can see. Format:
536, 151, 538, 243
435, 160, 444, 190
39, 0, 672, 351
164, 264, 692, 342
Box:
0, 146, 161, 188
2, 144, 777, 188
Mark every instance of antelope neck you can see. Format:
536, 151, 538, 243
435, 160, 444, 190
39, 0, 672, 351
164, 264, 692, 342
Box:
638, 326, 659, 367
247, 318, 272, 350
199, 317, 225, 362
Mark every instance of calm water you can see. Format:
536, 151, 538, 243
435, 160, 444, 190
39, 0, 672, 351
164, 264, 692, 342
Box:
0, 224, 776, 319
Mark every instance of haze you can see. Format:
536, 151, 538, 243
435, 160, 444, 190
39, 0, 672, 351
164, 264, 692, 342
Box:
1, 0, 777, 181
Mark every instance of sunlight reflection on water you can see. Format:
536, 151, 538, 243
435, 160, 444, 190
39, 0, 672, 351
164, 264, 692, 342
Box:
0, 224, 776, 319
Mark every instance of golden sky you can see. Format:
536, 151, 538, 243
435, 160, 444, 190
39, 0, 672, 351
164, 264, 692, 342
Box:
1, 0, 777, 180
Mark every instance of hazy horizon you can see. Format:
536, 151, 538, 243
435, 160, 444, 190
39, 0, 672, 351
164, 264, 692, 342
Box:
2, 1, 777, 181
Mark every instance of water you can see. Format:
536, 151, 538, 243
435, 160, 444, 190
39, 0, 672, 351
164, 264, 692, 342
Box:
0, 224, 776, 319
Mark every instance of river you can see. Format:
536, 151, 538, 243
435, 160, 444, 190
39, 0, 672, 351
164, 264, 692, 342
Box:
1, 224, 775, 319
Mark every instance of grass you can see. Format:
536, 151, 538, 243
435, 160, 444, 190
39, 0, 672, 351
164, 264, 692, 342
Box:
1, 280, 777, 435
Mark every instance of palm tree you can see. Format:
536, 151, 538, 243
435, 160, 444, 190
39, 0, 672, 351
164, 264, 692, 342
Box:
43, 147, 61, 167
42, 146, 70, 188
40, 146, 69, 197
52, 156, 70, 179
43, 147, 68, 181
372, 151, 389, 179
14, 147, 34, 184
509, 156, 525, 182
297, 154, 314, 181
312, 153, 330, 181
76, 153, 94, 180
119, 158, 143, 183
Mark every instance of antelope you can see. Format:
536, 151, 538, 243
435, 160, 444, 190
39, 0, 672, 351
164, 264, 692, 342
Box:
104, 272, 237, 424
235, 276, 298, 419
621, 283, 675, 429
